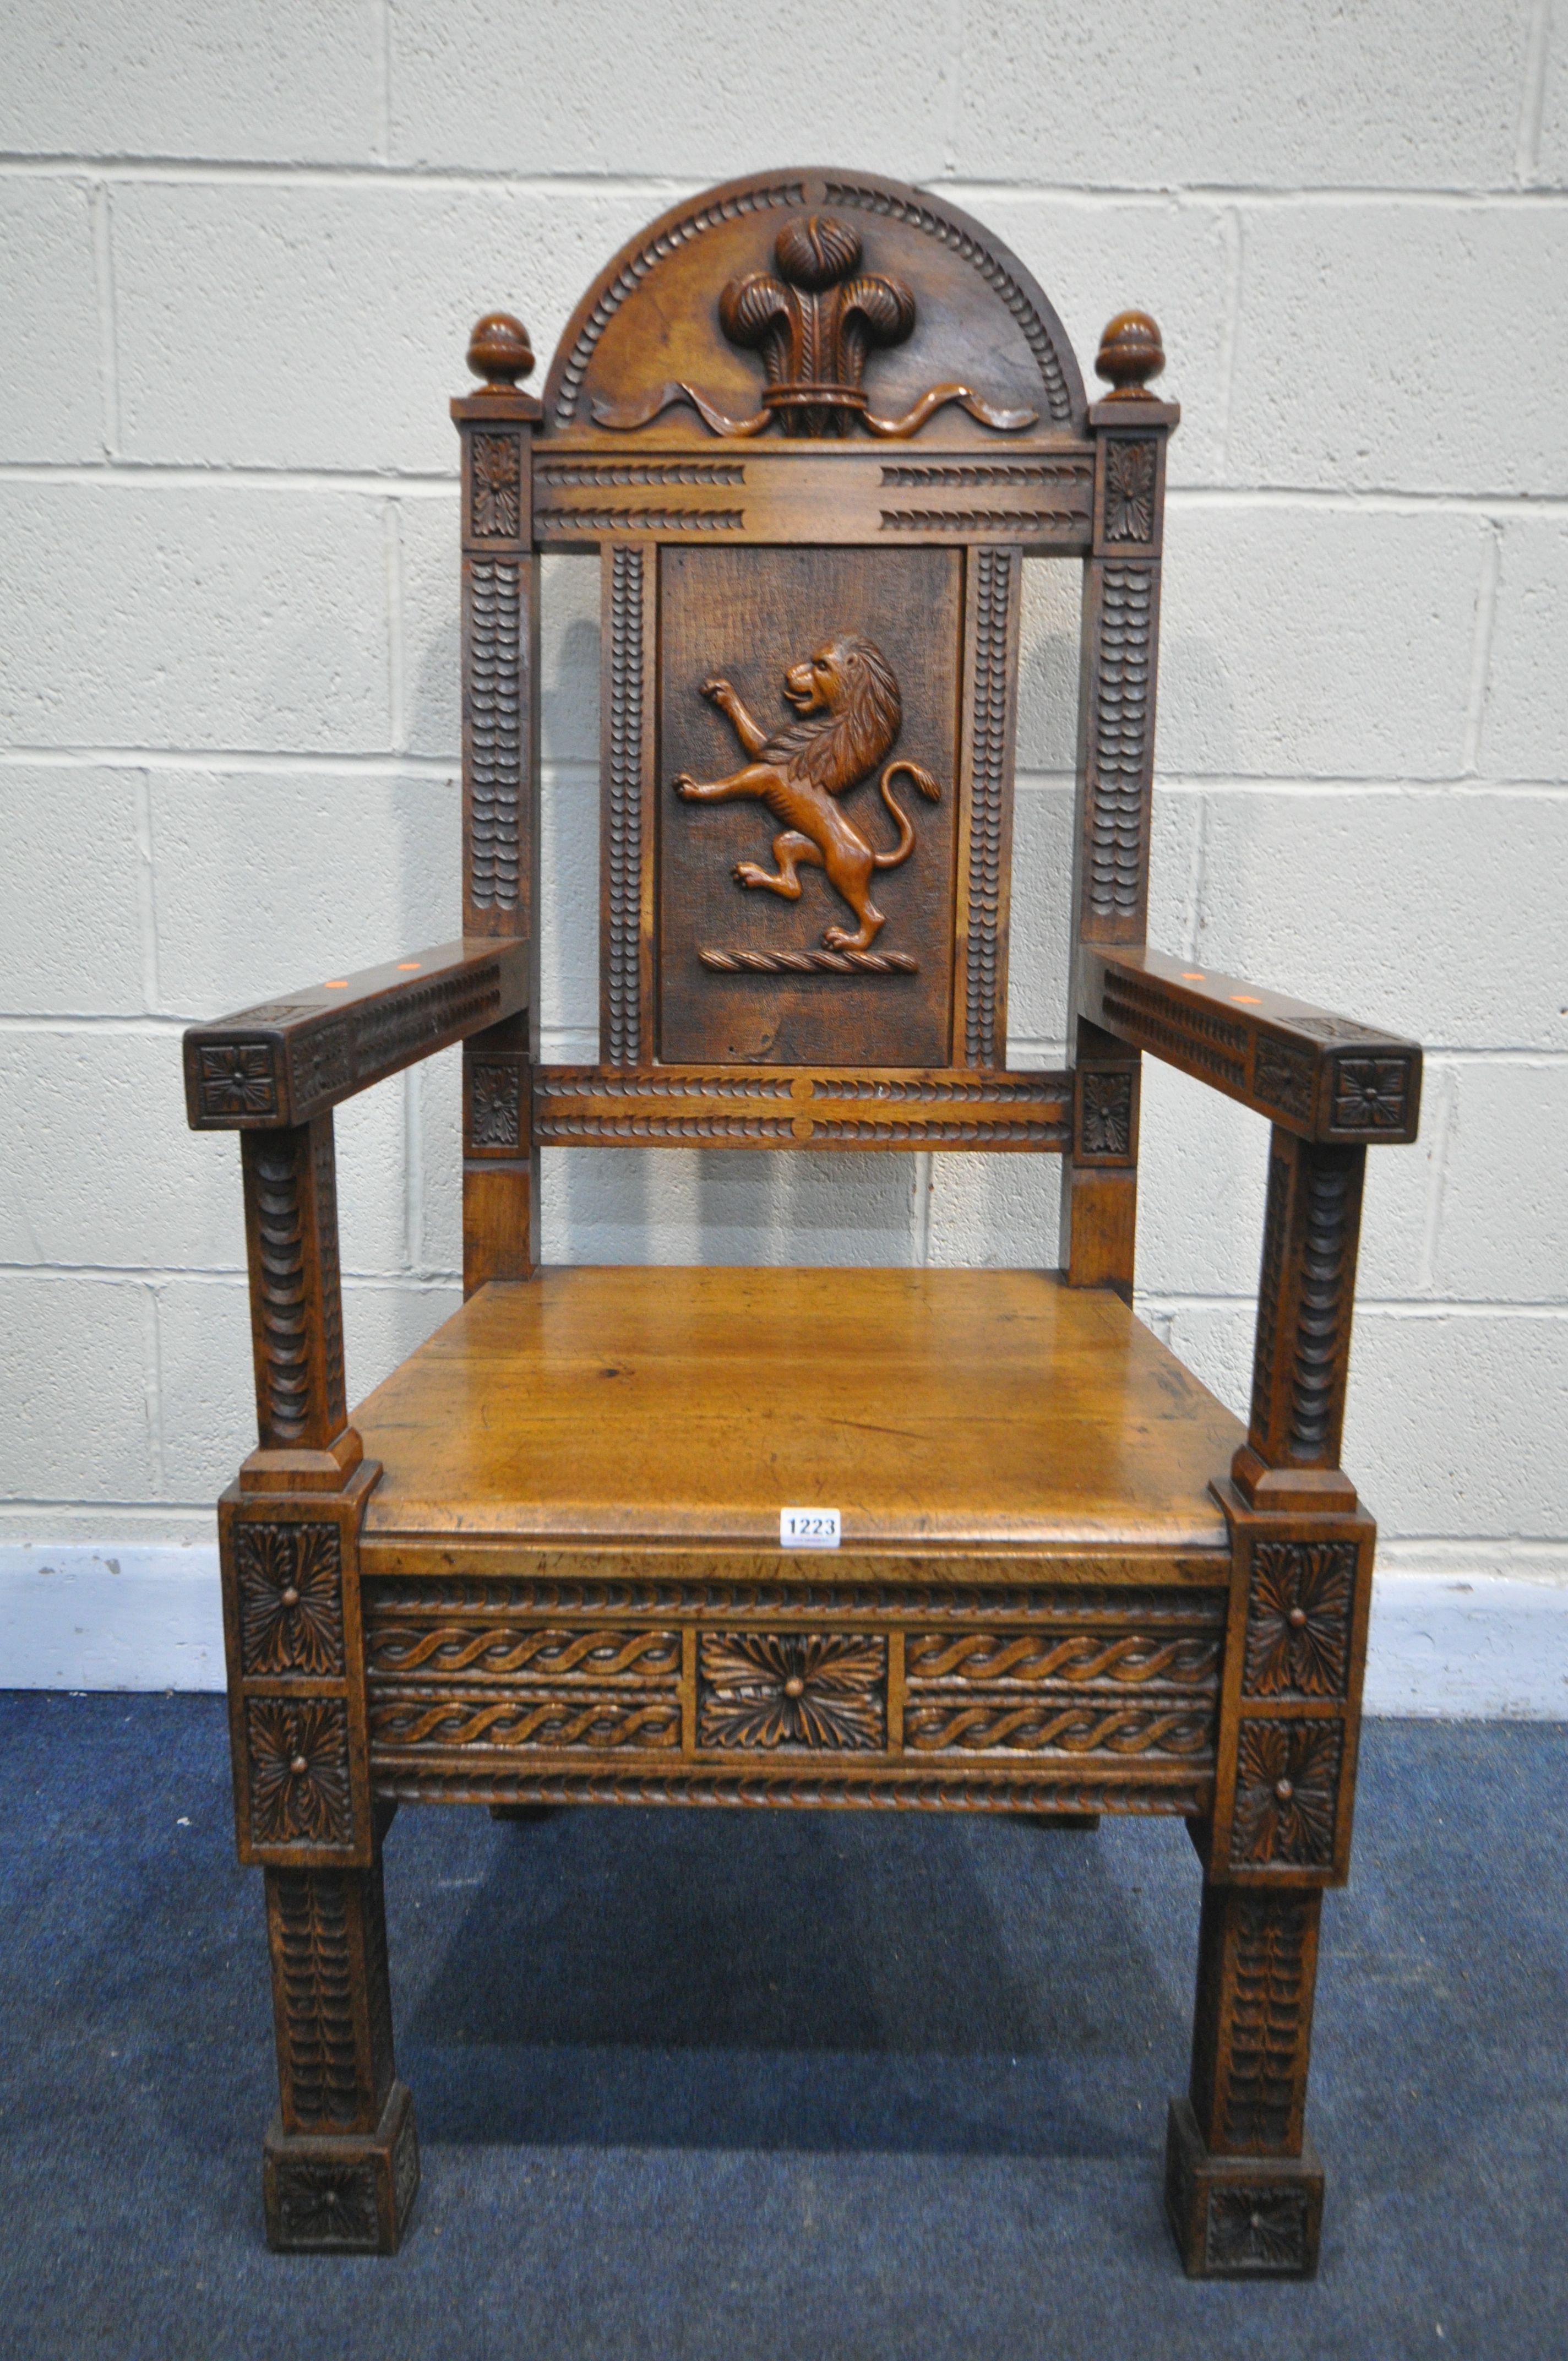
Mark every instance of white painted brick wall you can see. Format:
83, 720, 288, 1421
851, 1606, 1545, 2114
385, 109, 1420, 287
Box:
1, 3, 1564, 1704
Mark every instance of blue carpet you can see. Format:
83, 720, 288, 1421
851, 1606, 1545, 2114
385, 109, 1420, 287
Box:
0, 1695, 1564, 2359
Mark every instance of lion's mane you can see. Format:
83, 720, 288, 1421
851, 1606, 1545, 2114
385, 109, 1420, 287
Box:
759, 634, 902, 796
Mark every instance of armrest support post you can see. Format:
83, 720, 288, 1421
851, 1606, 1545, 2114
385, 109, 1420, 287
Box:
462, 1012, 538, 1293
238, 1115, 362, 1490
1233, 1127, 1366, 1513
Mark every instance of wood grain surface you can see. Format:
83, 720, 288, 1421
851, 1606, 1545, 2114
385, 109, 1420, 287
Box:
353, 1266, 1242, 1553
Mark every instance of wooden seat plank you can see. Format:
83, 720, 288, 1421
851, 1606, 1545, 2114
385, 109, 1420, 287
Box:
355, 1266, 1240, 1554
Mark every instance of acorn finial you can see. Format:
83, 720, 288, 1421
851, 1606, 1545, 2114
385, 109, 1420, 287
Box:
467, 311, 535, 394
1095, 310, 1165, 401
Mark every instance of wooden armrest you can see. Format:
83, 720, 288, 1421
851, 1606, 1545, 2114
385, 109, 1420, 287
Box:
1080, 948, 1421, 1145
184, 938, 529, 1130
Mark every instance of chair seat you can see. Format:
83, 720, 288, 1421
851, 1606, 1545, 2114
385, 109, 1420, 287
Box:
355, 1265, 1242, 1567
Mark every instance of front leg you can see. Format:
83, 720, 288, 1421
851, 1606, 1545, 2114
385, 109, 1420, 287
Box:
701, 676, 769, 757
673, 764, 767, 803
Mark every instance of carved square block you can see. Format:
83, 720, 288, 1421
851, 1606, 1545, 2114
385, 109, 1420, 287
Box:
1330, 1053, 1413, 1134
1242, 1539, 1357, 1701
1228, 1717, 1344, 1873
235, 1520, 345, 1678
245, 1695, 355, 1852
198, 1040, 279, 1119
1164, 2097, 1322, 2280
698, 1631, 886, 1752
466, 1056, 523, 1151
1073, 1063, 1137, 1165
264, 2080, 418, 2256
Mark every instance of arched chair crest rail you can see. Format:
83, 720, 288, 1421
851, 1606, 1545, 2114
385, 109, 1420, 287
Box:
183, 169, 1422, 2275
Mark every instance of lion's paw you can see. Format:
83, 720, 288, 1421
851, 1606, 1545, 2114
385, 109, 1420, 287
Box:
673, 773, 697, 798
701, 677, 733, 705
822, 926, 870, 953
733, 862, 767, 887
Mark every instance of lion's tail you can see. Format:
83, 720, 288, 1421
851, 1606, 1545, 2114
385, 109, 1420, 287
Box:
872, 760, 943, 868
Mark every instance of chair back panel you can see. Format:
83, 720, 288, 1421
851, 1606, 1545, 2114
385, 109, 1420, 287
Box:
657, 542, 964, 1067
453, 169, 1174, 1178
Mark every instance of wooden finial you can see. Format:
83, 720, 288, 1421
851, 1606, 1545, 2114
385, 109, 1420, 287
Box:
1095, 310, 1165, 401
466, 311, 535, 394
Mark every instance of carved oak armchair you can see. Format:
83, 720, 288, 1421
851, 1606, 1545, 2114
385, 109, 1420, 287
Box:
183, 171, 1422, 2275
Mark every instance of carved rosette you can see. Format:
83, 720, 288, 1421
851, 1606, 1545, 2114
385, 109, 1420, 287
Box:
1332, 1055, 1412, 1132
247, 1698, 354, 1848
1074, 1063, 1136, 1165
698, 1633, 887, 1751
1243, 1541, 1355, 1700
273, 2158, 380, 2247
237, 1521, 345, 1677
1252, 1037, 1313, 1123
468, 1057, 521, 1149
1103, 439, 1157, 542
1229, 1720, 1343, 1871
471, 433, 521, 538
1205, 2186, 1312, 2273
199, 1041, 279, 1119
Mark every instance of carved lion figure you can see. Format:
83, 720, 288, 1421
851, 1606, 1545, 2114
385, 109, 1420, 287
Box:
673, 633, 941, 953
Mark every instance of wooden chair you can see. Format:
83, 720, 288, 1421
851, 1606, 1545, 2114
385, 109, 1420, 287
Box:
183, 170, 1422, 2275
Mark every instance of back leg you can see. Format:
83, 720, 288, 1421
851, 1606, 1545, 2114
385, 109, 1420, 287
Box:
735, 829, 821, 897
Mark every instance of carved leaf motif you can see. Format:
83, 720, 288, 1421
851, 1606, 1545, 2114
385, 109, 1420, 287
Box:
1223, 1895, 1312, 2145
698, 1632, 886, 1751
271, 1869, 362, 2124
273, 2159, 380, 2248
1332, 1056, 1410, 1131
247, 1699, 353, 1847
236, 1521, 345, 1677
1080, 1070, 1132, 1157
1244, 1541, 1355, 1699
472, 433, 521, 536
1230, 1720, 1342, 1869
1253, 1035, 1314, 1123
1205, 2186, 1311, 2273
1104, 440, 1156, 542
199, 1042, 277, 1117
470, 1059, 521, 1148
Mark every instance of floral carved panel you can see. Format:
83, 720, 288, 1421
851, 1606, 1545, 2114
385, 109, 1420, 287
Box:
471, 433, 521, 538
1331, 1055, 1412, 1132
698, 1632, 886, 1751
1205, 2186, 1311, 2274
1229, 1719, 1343, 1872
247, 1698, 354, 1849
273, 2159, 380, 2249
1103, 440, 1156, 543
236, 1521, 345, 1678
199, 1042, 279, 1119
1076, 1067, 1134, 1162
469, 1058, 521, 1149
1243, 1541, 1355, 1700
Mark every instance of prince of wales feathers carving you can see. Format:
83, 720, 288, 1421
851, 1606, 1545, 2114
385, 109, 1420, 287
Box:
594, 214, 1037, 440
